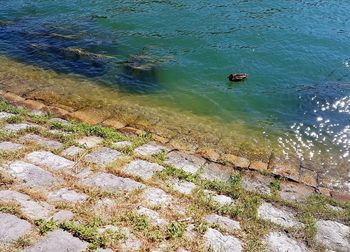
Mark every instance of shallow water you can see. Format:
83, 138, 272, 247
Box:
1, 1, 350, 180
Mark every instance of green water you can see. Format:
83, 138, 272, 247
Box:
1, 1, 350, 173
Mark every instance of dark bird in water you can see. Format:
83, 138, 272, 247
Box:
228, 73, 248, 82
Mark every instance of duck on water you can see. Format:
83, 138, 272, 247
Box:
228, 73, 248, 82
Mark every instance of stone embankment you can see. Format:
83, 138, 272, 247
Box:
0, 94, 349, 251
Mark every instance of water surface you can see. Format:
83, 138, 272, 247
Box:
1, 0, 350, 184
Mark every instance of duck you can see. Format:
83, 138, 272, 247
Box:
228, 73, 248, 82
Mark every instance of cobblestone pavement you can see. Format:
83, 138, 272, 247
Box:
0, 100, 349, 252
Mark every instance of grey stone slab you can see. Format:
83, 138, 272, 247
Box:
151, 243, 169, 252
26, 151, 74, 171
81, 172, 145, 192
265, 232, 308, 252
48, 188, 88, 202
52, 210, 74, 222
241, 171, 272, 195
62, 146, 85, 159
279, 181, 315, 203
118, 227, 142, 252
204, 228, 242, 252
204, 214, 240, 232
315, 220, 350, 252
3, 123, 35, 133
212, 195, 234, 206
171, 179, 197, 195
47, 129, 68, 135
49, 118, 69, 125
5, 160, 62, 187
204, 191, 234, 206
176, 249, 190, 252
113, 141, 132, 148
23, 229, 88, 252
97, 248, 113, 252
134, 142, 168, 156
0, 141, 24, 152
326, 204, 343, 212
72, 167, 92, 179
0, 112, 15, 120
142, 188, 172, 207
123, 160, 165, 180
94, 198, 116, 211
84, 147, 122, 166
98, 226, 142, 252
19, 134, 63, 150
76, 136, 103, 148
201, 163, 233, 182
0, 190, 52, 219
137, 206, 168, 226
0, 213, 32, 243
165, 151, 206, 174
184, 224, 197, 240
258, 202, 304, 228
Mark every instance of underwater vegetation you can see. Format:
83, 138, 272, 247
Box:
0, 18, 164, 93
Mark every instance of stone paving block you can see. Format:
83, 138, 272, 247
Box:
5, 160, 63, 187
48, 188, 88, 202
97, 248, 113, 252
26, 151, 75, 171
81, 172, 145, 192
204, 191, 234, 206
19, 134, 64, 150
142, 188, 172, 207
0, 141, 24, 152
176, 249, 190, 252
280, 181, 315, 202
123, 160, 165, 180
171, 179, 197, 195
0, 111, 15, 120
0, 190, 53, 219
52, 210, 74, 222
134, 142, 169, 156
196, 147, 220, 162
326, 204, 343, 212
137, 206, 168, 226
68, 108, 110, 125
23, 229, 88, 252
220, 154, 250, 168
72, 167, 92, 178
265, 232, 308, 252
62, 146, 85, 159
201, 163, 233, 182
76, 136, 103, 148
119, 228, 143, 252
102, 117, 126, 129
212, 195, 234, 206
184, 224, 197, 240
113, 141, 132, 148
49, 118, 69, 125
0, 213, 32, 243
204, 214, 240, 232
48, 129, 72, 136
98, 226, 142, 252
204, 228, 242, 252
249, 160, 268, 172
165, 151, 206, 174
3, 123, 34, 133
84, 147, 122, 166
315, 220, 350, 251
241, 171, 272, 195
257, 202, 304, 228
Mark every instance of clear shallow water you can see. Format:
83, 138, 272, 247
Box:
1, 1, 350, 171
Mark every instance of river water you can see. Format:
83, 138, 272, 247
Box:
1, 1, 350, 183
